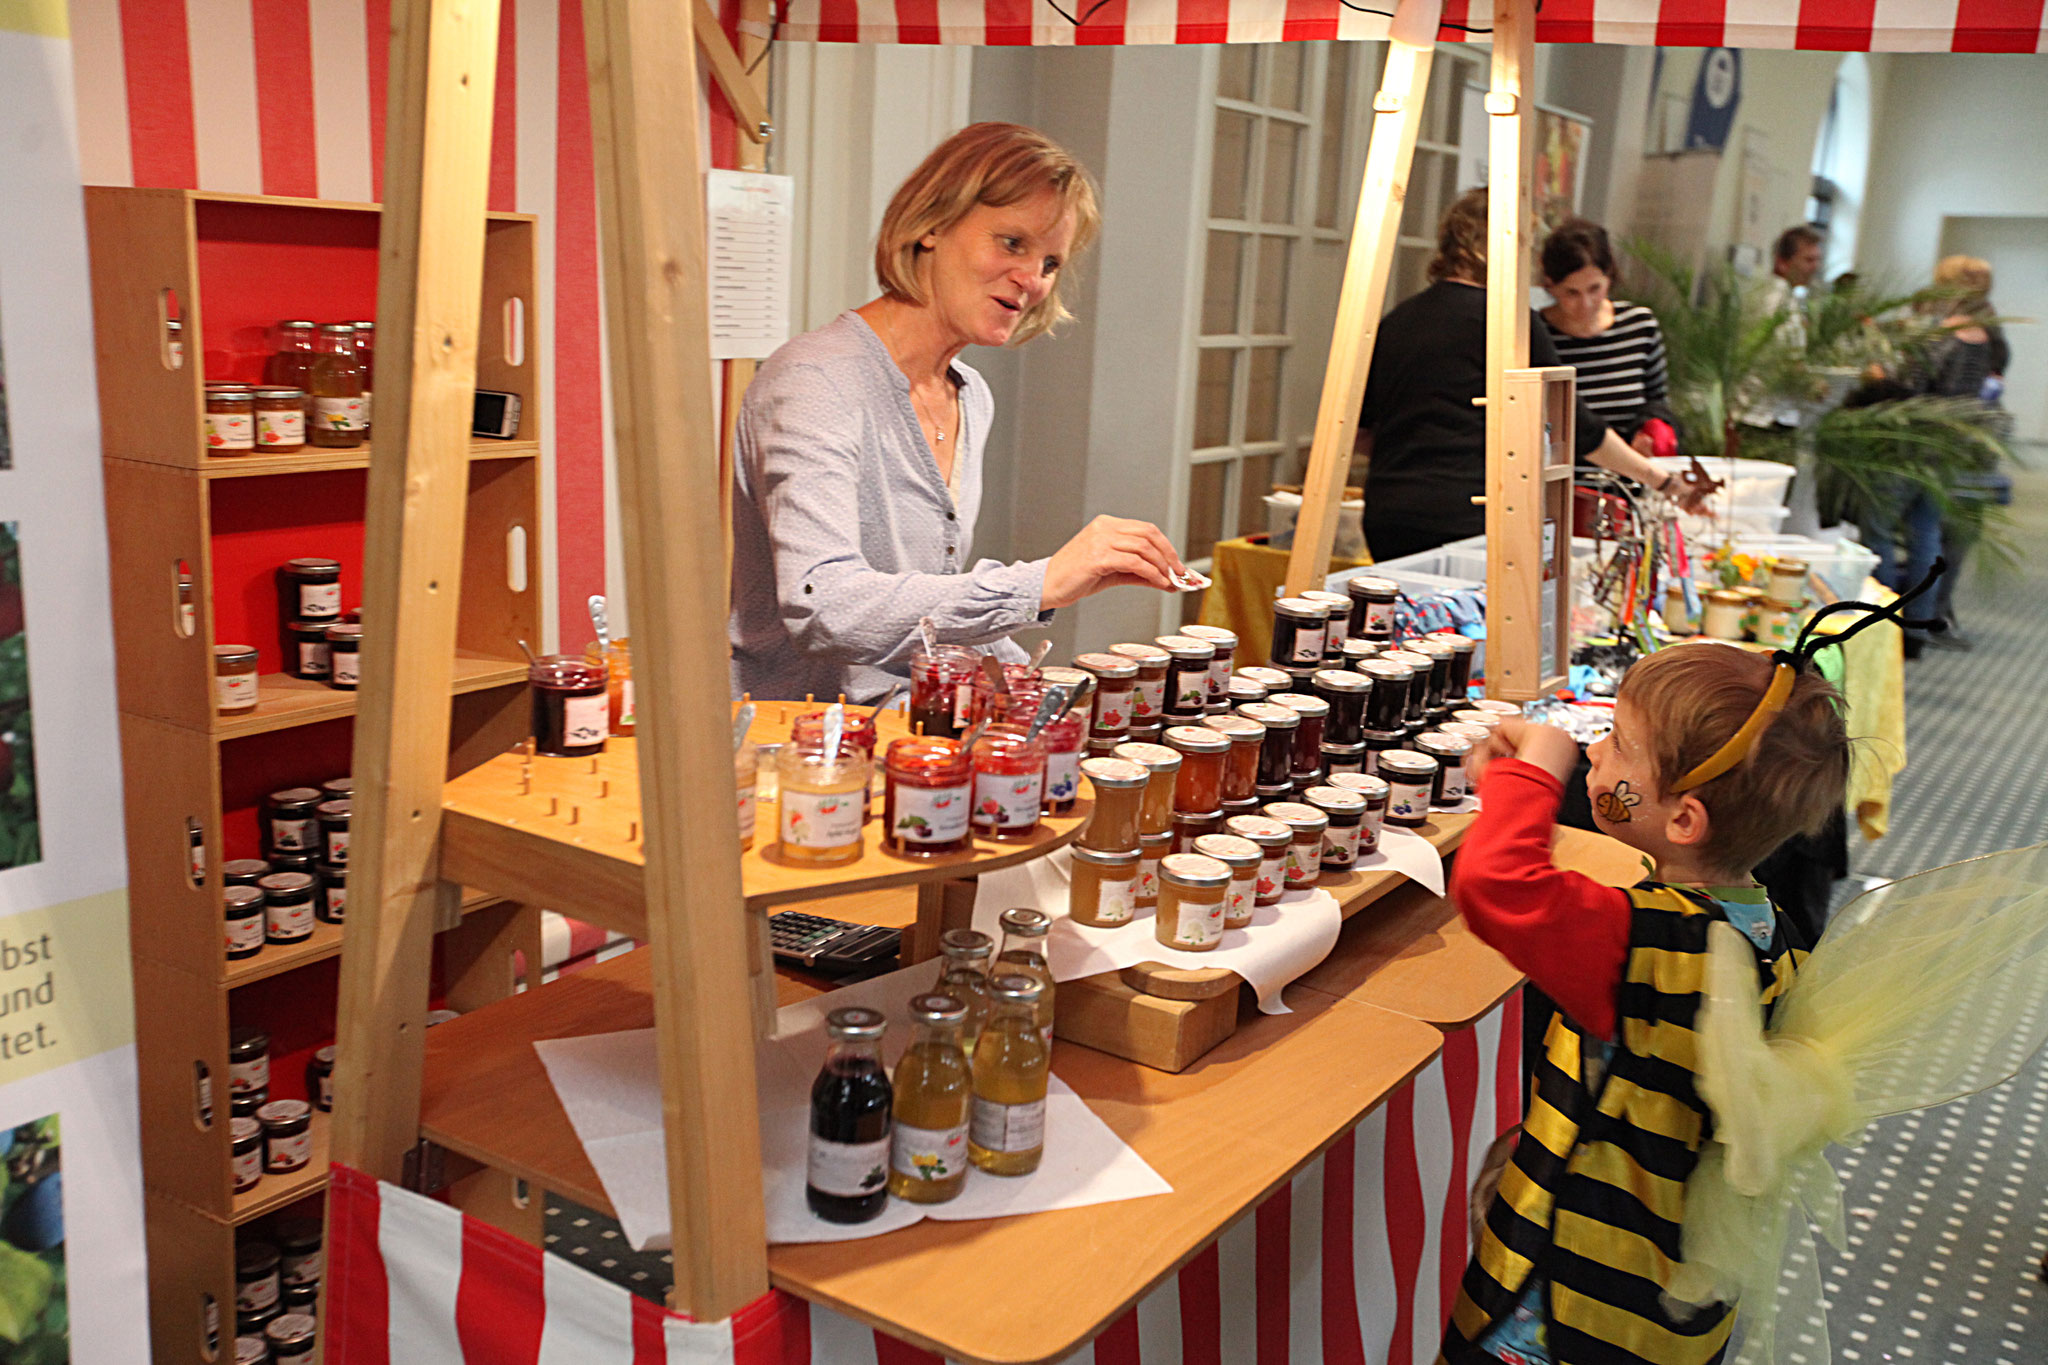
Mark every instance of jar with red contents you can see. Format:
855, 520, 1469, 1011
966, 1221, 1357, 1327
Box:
883, 737, 973, 857
970, 724, 1047, 840
1162, 724, 1229, 816
529, 656, 609, 757
1073, 652, 1138, 739
1236, 701, 1300, 800
1268, 693, 1329, 787
1108, 643, 1170, 725
791, 709, 879, 762
1199, 713, 1264, 811
909, 645, 980, 738
967, 665, 1044, 727
1038, 707, 1088, 815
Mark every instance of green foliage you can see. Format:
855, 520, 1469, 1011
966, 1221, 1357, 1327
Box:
0, 526, 36, 872
0, 1120, 64, 1362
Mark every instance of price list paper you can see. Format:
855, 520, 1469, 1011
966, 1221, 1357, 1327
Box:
706, 169, 793, 361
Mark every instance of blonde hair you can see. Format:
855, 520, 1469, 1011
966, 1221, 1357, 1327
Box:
873, 123, 1101, 346
1934, 254, 1993, 317
1430, 187, 1490, 284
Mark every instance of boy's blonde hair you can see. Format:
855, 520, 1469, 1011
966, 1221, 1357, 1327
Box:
1620, 642, 1850, 871
873, 123, 1101, 346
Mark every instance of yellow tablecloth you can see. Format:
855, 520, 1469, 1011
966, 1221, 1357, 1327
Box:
1197, 536, 1371, 670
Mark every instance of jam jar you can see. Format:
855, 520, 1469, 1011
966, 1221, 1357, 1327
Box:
1110, 742, 1181, 838
316, 861, 346, 923
253, 388, 307, 452
1155, 853, 1230, 952
1415, 731, 1473, 805
1269, 597, 1331, 668
224, 886, 265, 960
1134, 831, 1171, 909
1311, 668, 1369, 747
264, 789, 323, 855
1262, 802, 1329, 889
1200, 713, 1265, 810
1380, 649, 1434, 727
1225, 676, 1269, 709
1425, 631, 1477, 703
325, 622, 362, 689
264, 1313, 316, 1362
1235, 701, 1300, 800
215, 644, 260, 715
285, 621, 331, 680
1340, 638, 1382, 671
1411, 638, 1458, 716
882, 737, 973, 857
1169, 808, 1225, 853
236, 1241, 281, 1318
1076, 756, 1147, 854
230, 1117, 264, 1193
316, 799, 350, 865
1269, 692, 1330, 787
970, 724, 1047, 840
910, 644, 980, 738
530, 655, 607, 757
1359, 658, 1415, 735
1441, 720, 1492, 766
1039, 707, 1088, 816
1300, 591, 1352, 658
1162, 724, 1229, 817
1377, 750, 1439, 828
1321, 742, 1366, 776
257, 872, 315, 945
258, 1099, 313, 1173
206, 385, 256, 453
306, 1045, 336, 1112
1073, 652, 1139, 739
1108, 643, 1171, 725
1345, 575, 1400, 641
224, 858, 271, 887
791, 708, 879, 764
1178, 625, 1237, 710
1304, 786, 1368, 871
1069, 844, 1142, 928
1224, 813, 1291, 906
1191, 833, 1261, 929
278, 558, 343, 624
1237, 666, 1291, 694
777, 742, 870, 867
1327, 772, 1390, 854
228, 1028, 271, 1096
1452, 707, 1502, 733
1155, 636, 1215, 722
584, 637, 635, 736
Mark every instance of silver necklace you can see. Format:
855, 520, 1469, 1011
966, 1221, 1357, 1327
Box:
882, 307, 953, 444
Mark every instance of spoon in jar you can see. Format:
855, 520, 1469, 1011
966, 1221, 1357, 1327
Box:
516, 638, 538, 666
918, 616, 940, 658
1027, 639, 1052, 671
588, 595, 611, 656
731, 701, 756, 751
822, 701, 845, 762
1022, 684, 1073, 744
868, 682, 903, 722
980, 653, 1010, 699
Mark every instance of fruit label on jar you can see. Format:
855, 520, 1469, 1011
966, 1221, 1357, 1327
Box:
1256, 854, 1285, 901
1207, 659, 1231, 700
891, 782, 970, 844
267, 901, 314, 941
1365, 601, 1396, 633
271, 816, 316, 851
1388, 782, 1429, 821
1225, 872, 1256, 921
205, 412, 254, 450
258, 409, 305, 445
563, 694, 609, 750
1094, 875, 1136, 925
952, 683, 974, 728
1438, 770, 1467, 804
235, 1273, 278, 1314
1132, 677, 1164, 718
736, 783, 757, 843
331, 651, 359, 687
974, 771, 1043, 830
782, 787, 863, 849
1094, 698, 1128, 732
1322, 824, 1359, 868
266, 1128, 311, 1171
323, 884, 346, 921
298, 582, 342, 617
325, 829, 349, 863
225, 916, 264, 955
298, 641, 332, 676
1045, 752, 1080, 806
970, 1096, 1045, 1153
314, 395, 368, 432
1325, 616, 1350, 648
1291, 631, 1325, 665
620, 678, 635, 728
282, 1249, 322, 1287
806, 1133, 890, 1199
1137, 852, 1161, 901
231, 1145, 262, 1191
1358, 819, 1382, 855
1167, 895, 1224, 948
891, 1120, 969, 1185
229, 1057, 268, 1094
1284, 840, 1316, 885
216, 672, 258, 711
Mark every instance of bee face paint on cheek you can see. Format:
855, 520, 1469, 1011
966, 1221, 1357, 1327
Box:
1593, 779, 1643, 825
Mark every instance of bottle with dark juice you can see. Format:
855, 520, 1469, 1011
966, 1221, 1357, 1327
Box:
806, 1007, 893, 1222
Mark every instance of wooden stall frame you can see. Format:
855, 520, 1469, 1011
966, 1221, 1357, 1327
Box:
1487, 367, 1576, 698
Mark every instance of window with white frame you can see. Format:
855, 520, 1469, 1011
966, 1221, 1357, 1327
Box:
1389, 47, 1490, 306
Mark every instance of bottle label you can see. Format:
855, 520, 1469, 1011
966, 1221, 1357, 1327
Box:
216, 671, 258, 710
1256, 852, 1285, 901
231, 1144, 262, 1191
1325, 614, 1349, 649
620, 678, 635, 728
325, 829, 349, 863
1291, 629, 1325, 665
314, 395, 367, 432
890, 781, 970, 844
331, 651, 359, 687
1132, 677, 1164, 719
299, 582, 342, 617
236, 1271, 278, 1314
1094, 874, 1136, 925
1322, 822, 1360, 869
1284, 839, 1315, 885
1365, 601, 1395, 634
267, 901, 314, 941
1045, 751, 1080, 806
970, 1096, 1045, 1153
1165, 894, 1224, 948
297, 641, 331, 676
736, 783, 757, 843
806, 1132, 890, 1199
266, 1127, 311, 1171
229, 1056, 269, 1094
1225, 870, 1257, 921
1437, 767, 1467, 804
974, 770, 1043, 830
890, 1119, 969, 1185
257, 408, 305, 445
281, 1248, 322, 1288
1137, 850, 1161, 902
781, 786, 863, 849
563, 693, 609, 749
271, 816, 316, 851
205, 411, 254, 450
225, 915, 264, 955
1387, 779, 1430, 822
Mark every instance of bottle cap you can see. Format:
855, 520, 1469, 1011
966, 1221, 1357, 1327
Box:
823, 1006, 886, 1041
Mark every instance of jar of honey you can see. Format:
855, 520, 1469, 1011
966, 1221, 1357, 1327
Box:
1076, 756, 1147, 854
1073, 652, 1138, 739
1155, 636, 1215, 722
214, 644, 260, 715
777, 743, 870, 867
1178, 625, 1237, 710
883, 736, 973, 857
910, 645, 980, 738
970, 724, 1047, 840
1327, 772, 1390, 855
583, 638, 634, 735
1199, 713, 1264, 809
529, 655, 608, 757
253, 388, 307, 452
1263, 801, 1329, 888
1135, 831, 1171, 908
1162, 724, 1229, 815
1191, 833, 1261, 928
1235, 701, 1300, 799
1224, 813, 1292, 906
1069, 845, 1141, 928
1107, 643, 1170, 725
1155, 853, 1230, 951
1109, 742, 1180, 837
205, 385, 256, 454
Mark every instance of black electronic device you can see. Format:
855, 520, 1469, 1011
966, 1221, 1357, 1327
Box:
472, 388, 523, 439
768, 911, 901, 976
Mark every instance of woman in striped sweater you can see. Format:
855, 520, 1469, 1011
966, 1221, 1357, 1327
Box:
1539, 220, 1680, 462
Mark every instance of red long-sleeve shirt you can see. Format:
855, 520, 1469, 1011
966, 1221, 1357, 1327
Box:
1450, 758, 1634, 1040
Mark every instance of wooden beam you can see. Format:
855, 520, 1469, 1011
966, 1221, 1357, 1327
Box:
718, 0, 774, 587
1283, 0, 1441, 595
327, 0, 503, 1186
694, 0, 770, 144
1484, 0, 1539, 698
584, 0, 769, 1319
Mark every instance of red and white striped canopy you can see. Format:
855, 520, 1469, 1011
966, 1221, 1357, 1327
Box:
773, 0, 2048, 53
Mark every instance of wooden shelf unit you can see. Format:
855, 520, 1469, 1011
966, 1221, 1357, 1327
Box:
85, 186, 544, 1364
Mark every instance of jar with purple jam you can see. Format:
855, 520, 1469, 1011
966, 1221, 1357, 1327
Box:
1415, 731, 1474, 805
1345, 575, 1399, 641
1269, 598, 1330, 668
1300, 591, 1352, 658
1310, 668, 1369, 747
1380, 649, 1434, 727
1327, 772, 1390, 854
1426, 631, 1477, 704
1359, 658, 1414, 734
1340, 637, 1382, 671
1235, 701, 1300, 800
1039, 707, 1089, 816
1155, 636, 1215, 722
1225, 676, 1269, 709
1411, 638, 1457, 716
529, 655, 608, 757
1268, 693, 1330, 786
1179, 625, 1237, 709
909, 644, 980, 738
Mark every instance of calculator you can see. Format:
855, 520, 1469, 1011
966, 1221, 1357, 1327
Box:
767, 911, 902, 975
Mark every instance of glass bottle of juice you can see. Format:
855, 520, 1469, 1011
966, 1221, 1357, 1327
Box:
308, 324, 367, 448
995, 907, 1055, 1047
969, 974, 1049, 1177
887, 993, 971, 1204
806, 1007, 892, 1223
936, 929, 994, 1054
264, 321, 318, 392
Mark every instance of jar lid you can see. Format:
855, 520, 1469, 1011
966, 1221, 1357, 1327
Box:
1070, 843, 1141, 869
1377, 750, 1441, 780
214, 643, 259, 664
1359, 657, 1416, 684
1340, 638, 1381, 660
1110, 741, 1181, 773
350, 320, 376, 332
1162, 724, 1229, 754
325, 623, 363, 642
1273, 596, 1331, 621
270, 787, 322, 805
1300, 590, 1350, 612
1320, 741, 1367, 757
1073, 651, 1138, 679
1310, 668, 1368, 695
1441, 722, 1491, 746
317, 322, 357, 335
528, 654, 602, 687
1451, 709, 1501, 729
237, 1241, 280, 1274
1079, 756, 1148, 789
264, 1313, 317, 1345
1108, 642, 1170, 664
1413, 638, 1456, 660
207, 385, 254, 399
1039, 665, 1093, 694
1236, 666, 1291, 689
1347, 575, 1400, 599
322, 776, 353, 795
939, 928, 993, 960
1773, 557, 1810, 575
1159, 852, 1231, 887
1235, 701, 1299, 730
1417, 732, 1472, 759
258, 1099, 310, 1125
1381, 649, 1431, 670
823, 1006, 886, 1041
1474, 699, 1522, 716
1191, 833, 1262, 865
1154, 634, 1215, 660
1262, 801, 1329, 832
229, 1027, 270, 1057
1199, 714, 1263, 741
225, 856, 271, 876
1181, 624, 1238, 648
1223, 814, 1291, 844
314, 1044, 336, 1064
224, 885, 264, 911
319, 861, 346, 880
1427, 631, 1477, 656
277, 319, 317, 329
317, 799, 351, 819
230, 1117, 261, 1143
1327, 772, 1390, 800
1270, 692, 1331, 719
1140, 830, 1175, 850
1303, 785, 1368, 813
907, 992, 968, 1024
284, 557, 341, 572
234, 1336, 269, 1365
205, 381, 254, 391
253, 387, 306, 400
274, 1219, 320, 1255
988, 973, 1044, 1003
999, 907, 1050, 938
257, 872, 315, 894
1225, 677, 1268, 703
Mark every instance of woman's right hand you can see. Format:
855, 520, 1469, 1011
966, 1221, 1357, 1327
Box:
1042, 515, 1187, 610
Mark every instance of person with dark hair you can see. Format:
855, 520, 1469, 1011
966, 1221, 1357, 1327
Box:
1539, 218, 1678, 458
1357, 189, 1706, 562
1772, 224, 1825, 290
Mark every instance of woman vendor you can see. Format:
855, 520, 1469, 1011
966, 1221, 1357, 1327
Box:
1358, 188, 1707, 562
730, 123, 1189, 703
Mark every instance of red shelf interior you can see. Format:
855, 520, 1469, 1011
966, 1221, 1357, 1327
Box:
219, 719, 355, 864
195, 201, 378, 386
229, 950, 453, 1108
209, 472, 367, 674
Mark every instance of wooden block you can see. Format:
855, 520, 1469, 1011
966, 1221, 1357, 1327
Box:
1118, 960, 1241, 1001
1054, 975, 1238, 1073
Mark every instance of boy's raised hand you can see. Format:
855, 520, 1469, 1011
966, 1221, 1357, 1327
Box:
1471, 716, 1581, 787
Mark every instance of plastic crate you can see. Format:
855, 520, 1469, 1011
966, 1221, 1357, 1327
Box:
1723, 534, 1881, 602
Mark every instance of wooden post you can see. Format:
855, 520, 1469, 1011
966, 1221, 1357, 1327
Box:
327, 0, 503, 1186
584, 0, 770, 1319
718, 0, 773, 586
1282, 0, 1440, 595
1483, 0, 1539, 697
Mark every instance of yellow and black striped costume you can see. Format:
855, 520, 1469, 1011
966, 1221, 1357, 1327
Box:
1440, 885, 1803, 1365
